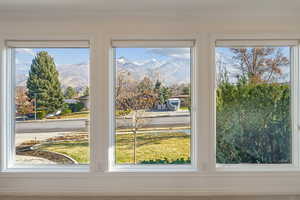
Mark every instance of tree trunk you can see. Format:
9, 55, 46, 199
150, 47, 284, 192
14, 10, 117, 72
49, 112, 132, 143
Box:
133, 128, 137, 164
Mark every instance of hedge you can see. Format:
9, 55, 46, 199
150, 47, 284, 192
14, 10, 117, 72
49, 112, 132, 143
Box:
216, 81, 291, 164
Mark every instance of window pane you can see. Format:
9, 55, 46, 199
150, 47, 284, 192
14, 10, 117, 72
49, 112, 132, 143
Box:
114, 48, 192, 165
14, 48, 90, 165
216, 46, 292, 164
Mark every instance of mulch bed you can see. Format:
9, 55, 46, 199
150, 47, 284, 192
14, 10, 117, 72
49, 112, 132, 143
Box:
16, 133, 88, 164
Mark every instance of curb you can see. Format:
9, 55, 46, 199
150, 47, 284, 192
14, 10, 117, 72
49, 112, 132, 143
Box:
116, 113, 190, 120
16, 118, 89, 123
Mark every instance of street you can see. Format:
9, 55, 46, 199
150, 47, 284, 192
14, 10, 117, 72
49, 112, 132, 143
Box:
16, 115, 190, 133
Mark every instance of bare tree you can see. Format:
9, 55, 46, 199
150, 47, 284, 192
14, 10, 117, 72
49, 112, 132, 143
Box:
230, 48, 289, 83
129, 80, 157, 164
116, 73, 157, 163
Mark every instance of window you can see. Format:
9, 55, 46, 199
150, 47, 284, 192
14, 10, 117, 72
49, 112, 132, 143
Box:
6, 41, 90, 168
215, 40, 297, 166
111, 40, 195, 168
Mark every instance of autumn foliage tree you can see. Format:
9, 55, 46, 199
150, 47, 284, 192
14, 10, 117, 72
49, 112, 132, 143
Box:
15, 87, 34, 119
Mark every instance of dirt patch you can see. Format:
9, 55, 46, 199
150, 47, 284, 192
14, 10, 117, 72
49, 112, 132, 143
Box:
17, 149, 75, 164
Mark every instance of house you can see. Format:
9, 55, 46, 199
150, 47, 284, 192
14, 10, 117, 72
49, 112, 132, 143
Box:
78, 95, 89, 109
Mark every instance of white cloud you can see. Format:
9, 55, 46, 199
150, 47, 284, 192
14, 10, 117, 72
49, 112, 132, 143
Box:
15, 48, 35, 56
147, 48, 190, 60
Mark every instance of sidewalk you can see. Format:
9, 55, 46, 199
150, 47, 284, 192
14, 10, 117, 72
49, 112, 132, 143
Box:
16, 132, 70, 146
117, 110, 190, 119
15, 155, 56, 165
16, 117, 88, 123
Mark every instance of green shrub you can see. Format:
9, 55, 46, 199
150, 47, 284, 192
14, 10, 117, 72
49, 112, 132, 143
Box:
216, 81, 291, 164
61, 108, 72, 115
68, 102, 84, 112
37, 110, 47, 119
140, 158, 191, 164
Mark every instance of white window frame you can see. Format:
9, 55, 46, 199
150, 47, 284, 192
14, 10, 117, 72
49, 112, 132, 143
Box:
109, 39, 198, 172
1, 38, 94, 172
212, 37, 300, 171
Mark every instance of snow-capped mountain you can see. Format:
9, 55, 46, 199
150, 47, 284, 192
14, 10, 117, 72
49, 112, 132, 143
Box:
15, 56, 190, 89
116, 57, 190, 86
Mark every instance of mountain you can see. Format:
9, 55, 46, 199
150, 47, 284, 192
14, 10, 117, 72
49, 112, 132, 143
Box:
16, 63, 89, 90
15, 56, 190, 89
116, 57, 190, 86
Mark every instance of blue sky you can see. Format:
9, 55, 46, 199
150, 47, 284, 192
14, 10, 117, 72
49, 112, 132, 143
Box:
15, 48, 90, 66
115, 48, 191, 62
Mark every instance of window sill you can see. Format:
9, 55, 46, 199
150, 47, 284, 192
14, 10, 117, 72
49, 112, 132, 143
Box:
216, 163, 299, 172
108, 164, 198, 173
3, 164, 89, 173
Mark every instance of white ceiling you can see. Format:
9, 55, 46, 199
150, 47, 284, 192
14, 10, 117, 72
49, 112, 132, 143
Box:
0, 0, 299, 19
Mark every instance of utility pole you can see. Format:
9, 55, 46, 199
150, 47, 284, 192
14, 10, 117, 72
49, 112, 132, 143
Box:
34, 93, 37, 120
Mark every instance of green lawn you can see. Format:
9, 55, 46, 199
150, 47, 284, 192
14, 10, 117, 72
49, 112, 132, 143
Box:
180, 106, 189, 111
48, 111, 89, 120
116, 132, 190, 164
38, 132, 190, 164
38, 140, 90, 164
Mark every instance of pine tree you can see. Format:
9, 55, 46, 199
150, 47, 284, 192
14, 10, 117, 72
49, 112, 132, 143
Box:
26, 51, 64, 114
64, 86, 77, 99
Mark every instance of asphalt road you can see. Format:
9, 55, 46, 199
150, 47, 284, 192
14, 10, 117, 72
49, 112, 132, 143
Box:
16, 115, 190, 133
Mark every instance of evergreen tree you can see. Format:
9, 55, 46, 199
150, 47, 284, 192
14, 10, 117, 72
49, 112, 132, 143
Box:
64, 86, 77, 99
26, 51, 64, 114
83, 86, 89, 96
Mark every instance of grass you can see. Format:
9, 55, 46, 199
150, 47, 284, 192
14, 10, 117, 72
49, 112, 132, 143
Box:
38, 140, 90, 164
49, 111, 89, 120
180, 106, 189, 111
116, 132, 190, 164
36, 131, 190, 164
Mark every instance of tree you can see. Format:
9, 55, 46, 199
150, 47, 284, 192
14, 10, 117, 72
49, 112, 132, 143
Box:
230, 48, 289, 83
137, 77, 153, 93
83, 86, 89, 96
116, 75, 157, 163
15, 87, 34, 120
128, 90, 157, 164
26, 51, 64, 114
64, 86, 77, 99
154, 79, 162, 90
216, 81, 291, 164
154, 80, 172, 105
182, 85, 190, 95
115, 71, 138, 111
158, 87, 171, 105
